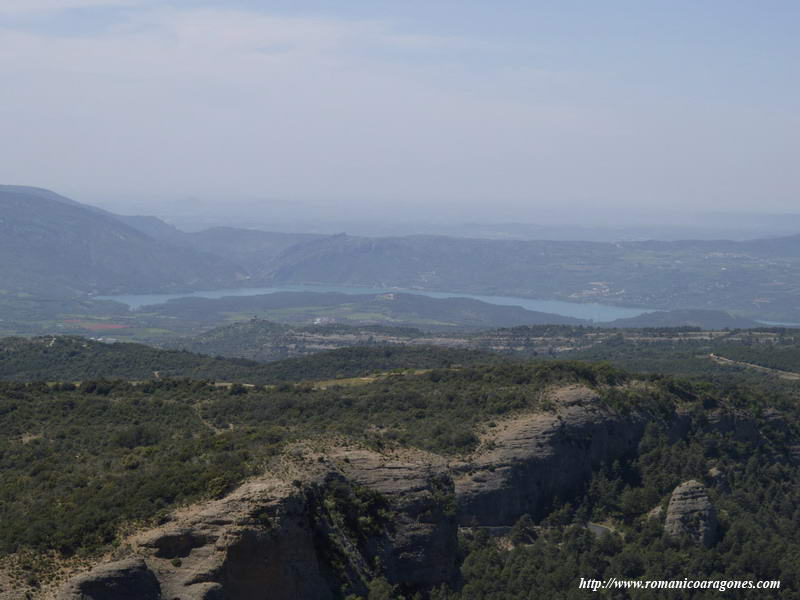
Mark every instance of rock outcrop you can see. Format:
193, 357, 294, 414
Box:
706, 410, 759, 443
57, 448, 457, 600
329, 448, 457, 588
664, 480, 718, 547
56, 558, 161, 600
134, 478, 332, 600
646, 505, 664, 521
55, 384, 673, 598
453, 385, 649, 525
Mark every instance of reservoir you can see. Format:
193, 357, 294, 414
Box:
98, 284, 652, 323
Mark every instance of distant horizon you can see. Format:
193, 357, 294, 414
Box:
7, 181, 800, 243
1, 1, 797, 220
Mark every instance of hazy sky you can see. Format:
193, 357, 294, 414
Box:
1, 1, 798, 221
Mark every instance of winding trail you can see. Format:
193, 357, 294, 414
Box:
709, 353, 800, 381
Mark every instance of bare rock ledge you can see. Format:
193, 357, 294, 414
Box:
55, 385, 672, 599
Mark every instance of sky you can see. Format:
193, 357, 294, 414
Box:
0, 1, 798, 223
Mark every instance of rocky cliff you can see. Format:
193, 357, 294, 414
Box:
56, 447, 457, 600
59, 477, 331, 600
53, 384, 677, 599
452, 385, 650, 526
56, 558, 160, 600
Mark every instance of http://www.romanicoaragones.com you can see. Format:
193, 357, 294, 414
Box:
579, 577, 781, 592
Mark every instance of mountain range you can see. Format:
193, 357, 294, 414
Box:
0, 186, 243, 296
3, 185, 800, 323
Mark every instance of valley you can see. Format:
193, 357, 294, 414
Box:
5, 186, 800, 330
4, 5, 798, 597
3, 186, 800, 599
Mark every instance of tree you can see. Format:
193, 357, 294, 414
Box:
510, 514, 537, 545
367, 577, 399, 600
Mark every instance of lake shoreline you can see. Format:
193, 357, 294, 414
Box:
97, 284, 654, 323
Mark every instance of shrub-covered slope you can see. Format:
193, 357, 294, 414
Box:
0, 336, 494, 383
1, 357, 799, 598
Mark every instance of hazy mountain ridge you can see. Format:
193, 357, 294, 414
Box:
256, 233, 800, 321
0, 186, 335, 298
263, 234, 613, 293
0, 187, 246, 296
119, 221, 326, 273
5, 185, 800, 323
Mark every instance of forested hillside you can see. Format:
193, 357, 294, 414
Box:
1, 353, 799, 597
713, 337, 800, 373
0, 336, 493, 384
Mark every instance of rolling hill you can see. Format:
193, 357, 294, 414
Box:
0, 335, 493, 383
606, 308, 760, 329
144, 291, 587, 329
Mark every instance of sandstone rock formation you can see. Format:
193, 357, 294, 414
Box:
329, 448, 457, 588
57, 448, 457, 600
54, 384, 675, 598
453, 385, 649, 526
706, 466, 730, 493
706, 409, 759, 443
646, 505, 664, 521
55, 558, 160, 600
664, 480, 718, 547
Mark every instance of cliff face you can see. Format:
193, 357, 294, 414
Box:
453, 386, 649, 526
326, 449, 457, 588
54, 385, 672, 599
59, 479, 332, 600
57, 449, 458, 600
55, 558, 160, 600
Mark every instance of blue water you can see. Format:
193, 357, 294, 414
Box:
97, 284, 653, 323
756, 320, 800, 328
